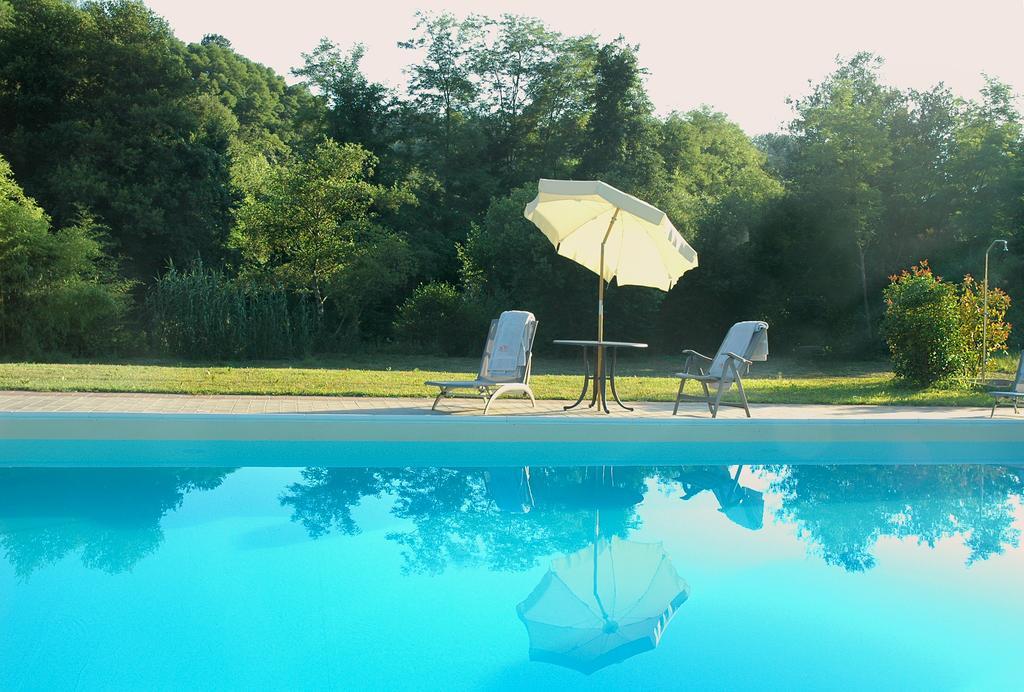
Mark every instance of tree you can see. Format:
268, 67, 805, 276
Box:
293, 39, 396, 158
469, 15, 559, 182
879, 85, 962, 272
230, 140, 417, 341
0, 0, 236, 279
944, 79, 1024, 334
659, 108, 783, 241
459, 184, 663, 345
789, 53, 903, 343
399, 12, 484, 162
200, 33, 231, 48
576, 39, 664, 200
948, 78, 1024, 248
186, 35, 322, 151
655, 109, 783, 349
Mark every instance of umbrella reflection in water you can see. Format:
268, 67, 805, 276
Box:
516, 527, 689, 675
511, 470, 689, 675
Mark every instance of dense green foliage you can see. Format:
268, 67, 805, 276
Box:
2, 1, 1023, 367
0, 154, 130, 355
393, 282, 488, 356
0, 0, 235, 279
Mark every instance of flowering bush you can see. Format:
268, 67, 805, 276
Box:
882, 262, 971, 386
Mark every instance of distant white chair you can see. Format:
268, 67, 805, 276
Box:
989, 353, 1024, 417
672, 321, 769, 418
426, 311, 538, 414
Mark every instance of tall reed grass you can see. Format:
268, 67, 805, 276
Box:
147, 261, 318, 359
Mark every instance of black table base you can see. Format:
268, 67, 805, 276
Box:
563, 345, 633, 413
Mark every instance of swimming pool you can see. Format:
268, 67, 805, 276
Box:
1, 449, 1022, 689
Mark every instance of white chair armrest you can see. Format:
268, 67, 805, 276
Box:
724, 352, 753, 366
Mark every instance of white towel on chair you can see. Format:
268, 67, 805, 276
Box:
488, 311, 533, 375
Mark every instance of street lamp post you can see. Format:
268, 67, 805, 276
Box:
982, 239, 1009, 383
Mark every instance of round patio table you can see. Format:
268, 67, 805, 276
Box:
553, 340, 648, 413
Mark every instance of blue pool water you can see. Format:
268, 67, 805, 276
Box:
1, 462, 1022, 690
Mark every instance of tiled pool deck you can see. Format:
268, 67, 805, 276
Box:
0, 389, 1010, 419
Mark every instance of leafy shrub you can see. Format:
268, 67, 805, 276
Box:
393, 282, 490, 356
147, 261, 318, 359
0, 156, 131, 356
31, 278, 132, 355
958, 273, 1011, 373
882, 262, 972, 386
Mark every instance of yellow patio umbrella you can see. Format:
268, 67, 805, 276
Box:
523, 179, 698, 393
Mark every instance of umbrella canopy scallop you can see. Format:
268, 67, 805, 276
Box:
516, 536, 690, 675
523, 179, 698, 291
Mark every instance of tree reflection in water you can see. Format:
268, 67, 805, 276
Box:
4, 464, 1015, 580
0, 468, 234, 579
284, 464, 1024, 575
771, 465, 1024, 571
280, 468, 390, 538
281, 466, 648, 574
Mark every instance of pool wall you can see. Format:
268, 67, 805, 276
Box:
1, 413, 1020, 466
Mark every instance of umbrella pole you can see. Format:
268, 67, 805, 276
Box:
596, 209, 619, 411
593, 509, 611, 622
597, 272, 605, 410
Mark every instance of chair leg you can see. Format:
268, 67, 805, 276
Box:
700, 381, 713, 414
710, 381, 727, 419
483, 390, 497, 415
734, 373, 751, 418
991, 398, 999, 418
484, 384, 533, 414
673, 378, 686, 415
431, 389, 446, 411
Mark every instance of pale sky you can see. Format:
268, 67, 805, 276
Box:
146, 0, 1024, 135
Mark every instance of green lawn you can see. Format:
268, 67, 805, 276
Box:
0, 353, 1013, 406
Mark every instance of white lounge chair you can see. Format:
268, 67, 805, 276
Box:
426, 311, 538, 414
990, 353, 1024, 417
672, 321, 769, 418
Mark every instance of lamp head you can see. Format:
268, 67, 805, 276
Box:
999, 240, 1009, 252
